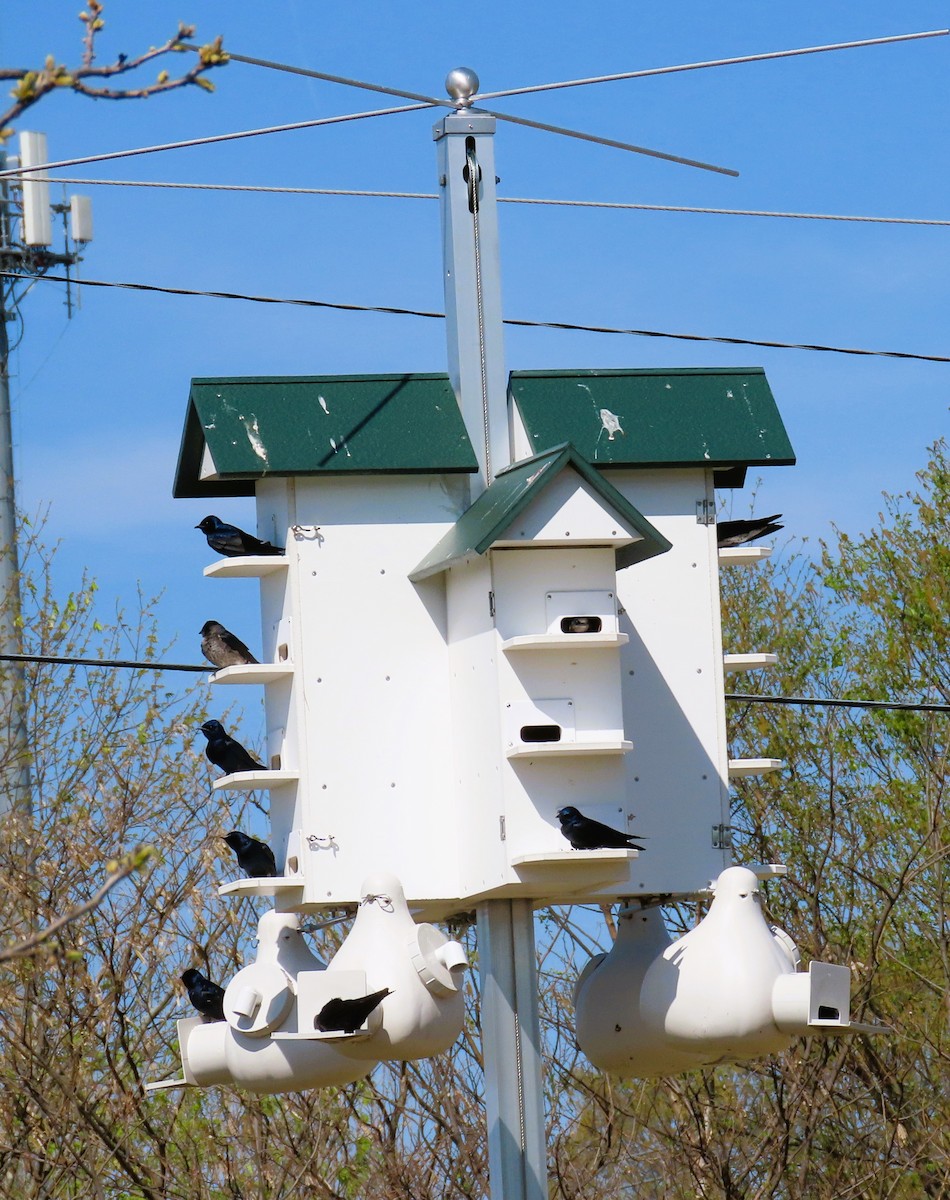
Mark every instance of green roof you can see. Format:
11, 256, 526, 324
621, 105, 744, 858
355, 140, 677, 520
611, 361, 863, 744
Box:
409, 443, 672, 581
173, 373, 478, 498
510, 368, 795, 471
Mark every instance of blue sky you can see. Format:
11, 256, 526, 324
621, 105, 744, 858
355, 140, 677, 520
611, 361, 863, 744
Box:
2, 2, 948, 664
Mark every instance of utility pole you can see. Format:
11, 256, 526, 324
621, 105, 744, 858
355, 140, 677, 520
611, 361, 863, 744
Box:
435, 71, 549, 1200
0, 134, 91, 818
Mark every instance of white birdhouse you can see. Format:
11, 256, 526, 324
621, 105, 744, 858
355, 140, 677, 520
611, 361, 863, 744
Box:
574, 866, 883, 1077
152, 874, 468, 1094
174, 366, 796, 916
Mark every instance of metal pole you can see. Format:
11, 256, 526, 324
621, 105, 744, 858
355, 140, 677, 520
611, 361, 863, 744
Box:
435, 72, 548, 1200
433, 79, 510, 493
477, 899, 549, 1200
0, 150, 33, 819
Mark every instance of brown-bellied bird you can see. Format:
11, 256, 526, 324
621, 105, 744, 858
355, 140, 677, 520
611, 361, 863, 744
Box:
715, 514, 783, 548
315, 987, 392, 1034
199, 719, 267, 775
222, 830, 278, 878
181, 968, 226, 1022
556, 805, 646, 852
196, 515, 284, 558
200, 620, 258, 669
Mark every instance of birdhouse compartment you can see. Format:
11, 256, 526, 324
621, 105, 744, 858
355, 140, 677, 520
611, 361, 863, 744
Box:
544, 589, 618, 636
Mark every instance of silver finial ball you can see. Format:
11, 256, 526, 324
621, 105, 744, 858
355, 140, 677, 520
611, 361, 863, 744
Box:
445, 67, 480, 104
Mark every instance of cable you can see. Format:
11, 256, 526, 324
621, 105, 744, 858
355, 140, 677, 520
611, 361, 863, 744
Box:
189, 48, 737, 176
500, 196, 950, 228
4, 30, 943, 186
0, 101, 431, 180
476, 30, 950, 101
32, 176, 439, 201
727, 692, 950, 713
0, 651, 207, 673
500, 315, 950, 363
11, 174, 950, 228
5, 270, 949, 363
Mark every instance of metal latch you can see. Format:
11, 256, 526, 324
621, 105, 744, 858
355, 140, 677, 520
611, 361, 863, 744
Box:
711, 823, 733, 849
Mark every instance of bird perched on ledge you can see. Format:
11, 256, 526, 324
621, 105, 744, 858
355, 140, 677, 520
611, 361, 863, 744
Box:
715, 514, 783, 548
557, 805, 646, 852
222, 830, 277, 878
200, 719, 267, 775
200, 620, 258, 669
316, 988, 393, 1034
181, 968, 226, 1022
196, 515, 284, 558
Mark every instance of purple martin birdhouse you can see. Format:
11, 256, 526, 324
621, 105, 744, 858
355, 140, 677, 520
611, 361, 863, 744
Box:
174, 366, 794, 918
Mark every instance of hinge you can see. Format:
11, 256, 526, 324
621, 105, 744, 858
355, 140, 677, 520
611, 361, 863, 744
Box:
711, 823, 733, 850
696, 499, 716, 526
499, 815, 506, 842
488, 590, 496, 618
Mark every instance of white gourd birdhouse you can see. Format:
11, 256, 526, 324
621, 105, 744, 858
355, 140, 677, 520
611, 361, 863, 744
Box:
573, 866, 881, 1077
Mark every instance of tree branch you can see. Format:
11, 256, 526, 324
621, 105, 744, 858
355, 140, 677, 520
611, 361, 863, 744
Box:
0, 846, 152, 962
0, 3, 226, 138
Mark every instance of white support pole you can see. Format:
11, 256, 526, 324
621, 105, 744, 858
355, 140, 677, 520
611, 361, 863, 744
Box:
477, 899, 549, 1200
436, 72, 547, 1200
433, 91, 510, 494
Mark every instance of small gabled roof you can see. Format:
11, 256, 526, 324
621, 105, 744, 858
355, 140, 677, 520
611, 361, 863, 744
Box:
510, 367, 796, 474
409, 443, 672, 582
173, 373, 478, 498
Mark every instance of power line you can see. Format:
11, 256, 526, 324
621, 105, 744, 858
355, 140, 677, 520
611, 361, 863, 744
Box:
4, 652, 946, 712
0, 651, 207, 673
727, 692, 950, 714
17, 174, 950, 228
4, 271, 949, 363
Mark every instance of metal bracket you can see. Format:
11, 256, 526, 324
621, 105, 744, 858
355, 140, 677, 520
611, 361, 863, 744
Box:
696, 499, 716, 526
711, 823, 733, 849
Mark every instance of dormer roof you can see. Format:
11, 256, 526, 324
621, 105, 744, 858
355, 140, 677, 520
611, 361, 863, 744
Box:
409, 443, 672, 582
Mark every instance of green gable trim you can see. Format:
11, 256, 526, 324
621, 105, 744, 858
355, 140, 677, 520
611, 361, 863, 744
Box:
409, 442, 672, 582
173, 373, 478, 499
510, 367, 795, 469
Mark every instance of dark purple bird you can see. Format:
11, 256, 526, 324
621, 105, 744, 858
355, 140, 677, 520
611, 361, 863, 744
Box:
556, 805, 645, 852
222, 830, 278, 878
181, 968, 226, 1022
716, 514, 783, 548
315, 987, 392, 1034
196, 515, 284, 558
200, 719, 266, 775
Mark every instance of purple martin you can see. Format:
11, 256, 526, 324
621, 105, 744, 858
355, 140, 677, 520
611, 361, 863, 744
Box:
315, 987, 392, 1034
556, 805, 645, 852
200, 719, 267, 775
716, 514, 783, 548
181, 968, 226, 1022
222, 830, 278, 878
200, 620, 258, 669
196, 515, 284, 558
